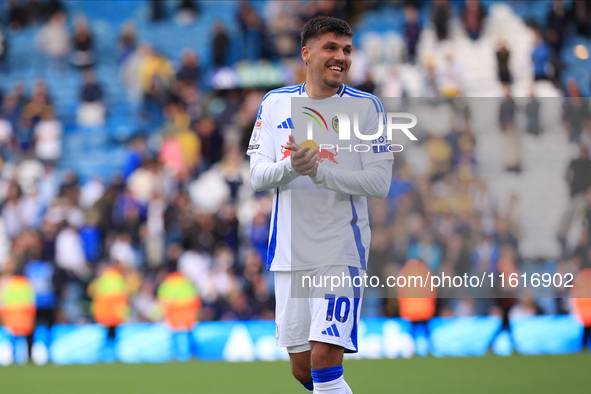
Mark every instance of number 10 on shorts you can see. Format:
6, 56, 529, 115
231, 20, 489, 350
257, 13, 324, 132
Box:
325, 294, 351, 323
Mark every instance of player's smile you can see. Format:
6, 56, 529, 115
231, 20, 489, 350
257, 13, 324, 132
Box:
327, 64, 344, 75
323, 59, 347, 87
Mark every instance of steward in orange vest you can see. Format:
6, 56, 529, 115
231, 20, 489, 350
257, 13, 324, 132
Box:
397, 259, 437, 322
0, 276, 36, 337
157, 273, 200, 331
90, 267, 129, 328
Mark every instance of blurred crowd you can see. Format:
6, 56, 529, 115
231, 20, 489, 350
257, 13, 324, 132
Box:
0, 0, 590, 330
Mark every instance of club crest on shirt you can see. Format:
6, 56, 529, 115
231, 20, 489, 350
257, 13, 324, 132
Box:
332, 116, 339, 133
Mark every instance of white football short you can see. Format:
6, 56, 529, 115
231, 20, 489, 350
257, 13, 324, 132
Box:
274, 265, 365, 354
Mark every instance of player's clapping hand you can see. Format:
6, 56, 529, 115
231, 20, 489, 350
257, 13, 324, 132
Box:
286, 134, 319, 177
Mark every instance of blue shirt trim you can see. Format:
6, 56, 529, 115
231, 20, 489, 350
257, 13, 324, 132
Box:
262, 85, 303, 103
344, 86, 385, 111
349, 196, 366, 270
266, 188, 280, 270
346, 266, 361, 353
343, 88, 381, 114
301, 83, 345, 96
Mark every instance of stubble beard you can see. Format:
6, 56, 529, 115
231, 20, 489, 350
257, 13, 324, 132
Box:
322, 77, 342, 89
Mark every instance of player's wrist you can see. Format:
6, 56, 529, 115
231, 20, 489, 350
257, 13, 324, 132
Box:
310, 165, 325, 183
286, 156, 301, 180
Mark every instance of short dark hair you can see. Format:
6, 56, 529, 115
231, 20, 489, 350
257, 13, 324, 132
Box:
301, 16, 353, 48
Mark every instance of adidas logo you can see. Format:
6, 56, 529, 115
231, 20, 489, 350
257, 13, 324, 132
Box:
321, 324, 340, 338
277, 118, 294, 129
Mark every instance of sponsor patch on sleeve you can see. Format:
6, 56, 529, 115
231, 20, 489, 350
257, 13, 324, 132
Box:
250, 120, 262, 144
372, 135, 392, 153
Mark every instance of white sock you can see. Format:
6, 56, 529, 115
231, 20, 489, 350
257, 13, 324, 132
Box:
312, 365, 353, 394
344, 379, 353, 394
314, 376, 349, 394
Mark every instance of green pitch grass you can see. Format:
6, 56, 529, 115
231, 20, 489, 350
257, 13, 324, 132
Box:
1, 353, 590, 393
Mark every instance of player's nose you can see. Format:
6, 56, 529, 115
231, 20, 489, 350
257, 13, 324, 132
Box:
333, 49, 346, 62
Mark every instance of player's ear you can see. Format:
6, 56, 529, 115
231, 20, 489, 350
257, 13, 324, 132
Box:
302, 46, 309, 66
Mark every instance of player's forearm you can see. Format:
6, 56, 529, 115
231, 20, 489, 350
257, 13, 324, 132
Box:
310, 160, 393, 199
250, 156, 300, 192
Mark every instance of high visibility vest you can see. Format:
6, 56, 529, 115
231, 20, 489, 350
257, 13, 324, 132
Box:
157, 273, 200, 331
91, 267, 129, 327
1, 276, 36, 336
571, 268, 591, 327
397, 260, 437, 322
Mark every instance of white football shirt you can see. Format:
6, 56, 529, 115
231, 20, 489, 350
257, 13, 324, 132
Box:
247, 83, 393, 272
